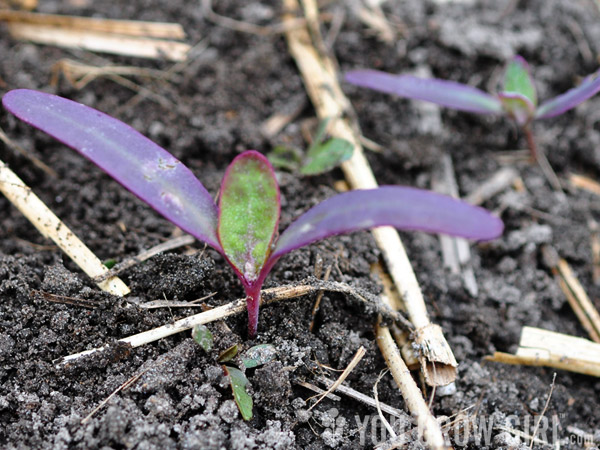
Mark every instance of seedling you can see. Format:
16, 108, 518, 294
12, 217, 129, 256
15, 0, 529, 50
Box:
346, 56, 600, 159
3, 89, 503, 337
267, 117, 354, 175
192, 324, 277, 420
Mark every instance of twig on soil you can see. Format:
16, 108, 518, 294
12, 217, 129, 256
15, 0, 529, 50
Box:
465, 167, 519, 205
56, 280, 412, 366
371, 264, 421, 370
376, 317, 450, 449
51, 59, 174, 108
308, 346, 366, 410
315, 376, 406, 419
0, 126, 57, 177
81, 355, 171, 424
32, 290, 99, 309
542, 245, 600, 342
309, 251, 336, 332
432, 153, 478, 297
94, 234, 196, 282
201, 0, 329, 36
588, 219, 600, 285
529, 373, 557, 450
0, 10, 186, 38
295, 380, 341, 402
569, 172, 600, 196
51, 58, 177, 89
348, 0, 397, 44
81, 366, 150, 424
0, 159, 130, 296
282, 0, 458, 387
0, 10, 190, 61
135, 292, 217, 309
260, 96, 307, 138
495, 426, 554, 448
373, 263, 450, 449
374, 369, 396, 439
485, 326, 600, 377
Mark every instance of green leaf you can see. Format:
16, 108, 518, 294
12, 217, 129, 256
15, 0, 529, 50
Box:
103, 259, 117, 269
300, 138, 354, 175
224, 366, 253, 421
218, 344, 239, 363
309, 117, 332, 149
242, 344, 277, 368
217, 151, 280, 284
503, 56, 537, 106
191, 325, 213, 352
266, 146, 302, 172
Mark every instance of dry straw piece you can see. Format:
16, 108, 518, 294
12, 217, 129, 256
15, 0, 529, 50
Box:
0, 10, 190, 61
486, 326, 600, 377
0, 160, 129, 296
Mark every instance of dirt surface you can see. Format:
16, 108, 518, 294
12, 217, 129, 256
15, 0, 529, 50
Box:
1, 0, 600, 448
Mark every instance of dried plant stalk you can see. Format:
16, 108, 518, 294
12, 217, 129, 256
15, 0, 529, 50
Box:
0, 159, 129, 296
485, 326, 600, 377
542, 245, 600, 343
0, 10, 185, 38
57, 280, 408, 365
377, 319, 450, 450
7, 24, 190, 61
282, 0, 457, 386
309, 346, 366, 409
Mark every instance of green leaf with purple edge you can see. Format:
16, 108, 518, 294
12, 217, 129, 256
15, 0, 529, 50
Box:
223, 366, 253, 421
498, 92, 536, 126
270, 186, 503, 260
218, 151, 280, 284
503, 56, 537, 106
345, 69, 503, 114
535, 70, 600, 119
1, 89, 221, 250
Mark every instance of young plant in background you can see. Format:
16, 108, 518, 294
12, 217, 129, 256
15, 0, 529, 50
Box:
3, 89, 503, 338
345, 56, 600, 159
192, 324, 277, 420
267, 117, 354, 176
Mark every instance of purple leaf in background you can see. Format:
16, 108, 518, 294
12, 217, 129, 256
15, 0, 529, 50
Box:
271, 186, 503, 259
345, 69, 503, 114
535, 70, 600, 119
345, 58, 600, 160
2, 89, 221, 250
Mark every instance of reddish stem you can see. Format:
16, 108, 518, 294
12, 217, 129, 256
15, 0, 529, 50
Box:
244, 283, 262, 338
523, 124, 537, 161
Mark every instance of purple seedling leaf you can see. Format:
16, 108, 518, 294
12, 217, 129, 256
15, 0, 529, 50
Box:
217, 151, 280, 337
270, 186, 503, 261
502, 56, 537, 107
2, 89, 221, 250
535, 70, 600, 119
345, 69, 503, 114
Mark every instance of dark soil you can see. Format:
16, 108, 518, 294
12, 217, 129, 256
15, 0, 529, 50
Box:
1, 0, 599, 448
